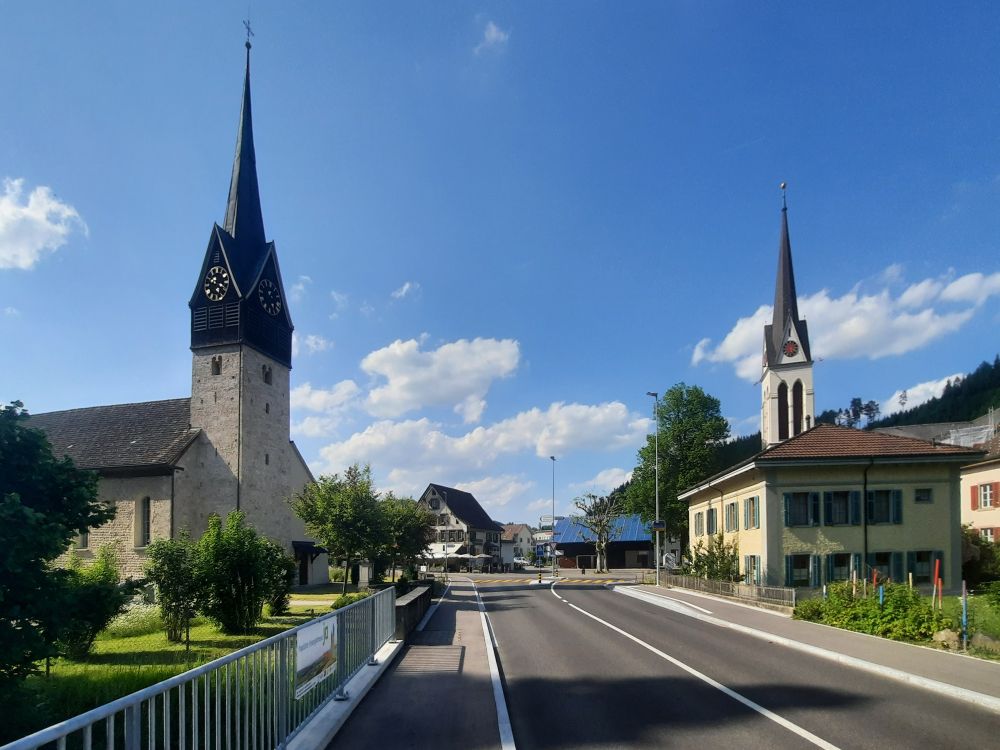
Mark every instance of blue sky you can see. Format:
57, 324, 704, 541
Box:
3, 3, 1000, 523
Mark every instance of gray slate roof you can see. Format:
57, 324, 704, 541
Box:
26, 398, 198, 473
427, 483, 503, 532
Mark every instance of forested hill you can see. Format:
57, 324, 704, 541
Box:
870, 356, 1000, 428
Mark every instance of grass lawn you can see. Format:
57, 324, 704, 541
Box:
937, 593, 1000, 658
3, 613, 312, 745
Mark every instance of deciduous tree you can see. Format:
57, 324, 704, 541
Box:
572, 493, 626, 573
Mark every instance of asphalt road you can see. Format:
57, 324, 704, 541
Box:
477, 578, 1000, 750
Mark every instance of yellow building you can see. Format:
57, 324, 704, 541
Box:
680, 198, 980, 592
961, 443, 1000, 543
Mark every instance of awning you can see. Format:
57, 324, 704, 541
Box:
292, 541, 328, 561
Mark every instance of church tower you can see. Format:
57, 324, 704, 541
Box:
188, 41, 296, 518
761, 190, 814, 447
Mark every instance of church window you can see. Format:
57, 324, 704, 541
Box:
262, 365, 273, 385
265, 403, 270, 414
211, 356, 222, 376
136, 497, 151, 547
265, 453, 270, 465
777, 382, 789, 441
77, 530, 89, 549
792, 381, 804, 436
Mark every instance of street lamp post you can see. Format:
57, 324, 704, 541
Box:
550, 455, 557, 578
647, 391, 660, 587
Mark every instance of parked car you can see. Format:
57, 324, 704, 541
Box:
513, 557, 529, 566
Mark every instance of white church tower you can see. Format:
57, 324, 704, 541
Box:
761, 188, 815, 447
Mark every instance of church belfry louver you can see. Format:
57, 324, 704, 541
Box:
761, 189, 815, 447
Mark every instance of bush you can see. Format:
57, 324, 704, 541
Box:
329, 566, 347, 582
264, 547, 297, 616
58, 546, 139, 659
792, 597, 825, 622
982, 581, 1000, 611
330, 592, 369, 610
101, 601, 162, 639
145, 533, 199, 642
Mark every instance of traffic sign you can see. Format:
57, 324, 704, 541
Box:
652, 520, 666, 531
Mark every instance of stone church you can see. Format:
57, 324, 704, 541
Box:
28, 44, 328, 585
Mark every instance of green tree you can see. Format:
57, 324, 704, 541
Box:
58, 544, 138, 659
145, 532, 200, 643
685, 533, 740, 581
961, 525, 1000, 587
572, 493, 626, 573
625, 383, 730, 547
195, 511, 291, 634
382, 494, 435, 580
291, 464, 385, 594
0, 401, 116, 691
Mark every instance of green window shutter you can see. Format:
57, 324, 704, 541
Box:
850, 491, 862, 525
825, 554, 834, 582
744, 500, 750, 530
743, 555, 750, 584
891, 552, 904, 582
754, 498, 760, 528
823, 492, 833, 525
811, 555, 821, 587
810, 492, 821, 526
755, 555, 762, 585
783, 494, 791, 526
891, 489, 903, 524
784, 555, 794, 587
906, 551, 916, 576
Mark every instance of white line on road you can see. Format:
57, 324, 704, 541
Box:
550, 584, 841, 750
473, 581, 517, 750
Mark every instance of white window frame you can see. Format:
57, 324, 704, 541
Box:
982, 528, 995, 543
980, 484, 994, 509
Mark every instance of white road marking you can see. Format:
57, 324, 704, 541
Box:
550, 584, 841, 750
615, 585, 713, 614
416, 581, 451, 632
473, 581, 517, 750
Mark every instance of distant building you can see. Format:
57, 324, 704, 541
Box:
681, 199, 980, 592
27, 46, 327, 584
418, 484, 503, 564
552, 515, 655, 569
502, 523, 533, 558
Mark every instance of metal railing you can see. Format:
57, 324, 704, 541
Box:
3, 587, 397, 750
661, 574, 797, 608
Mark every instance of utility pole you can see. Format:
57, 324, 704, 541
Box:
647, 391, 660, 587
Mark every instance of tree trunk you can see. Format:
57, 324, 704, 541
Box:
343, 555, 351, 595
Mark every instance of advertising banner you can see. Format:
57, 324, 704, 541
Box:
294, 618, 337, 699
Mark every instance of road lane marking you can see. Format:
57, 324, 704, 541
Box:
472, 581, 517, 750
551, 584, 841, 750
416, 581, 451, 632
612, 585, 1000, 714
615, 586, 714, 614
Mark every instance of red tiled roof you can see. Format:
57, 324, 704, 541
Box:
758, 423, 982, 461
502, 523, 532, 541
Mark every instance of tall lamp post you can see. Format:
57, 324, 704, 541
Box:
550, 455, 557, 578
647, 391, 660, 587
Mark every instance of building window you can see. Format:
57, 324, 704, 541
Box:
262, 365, 273, 385
265, 402, 270, 414
867, 489, 903, 524
868, 551, 892, 581
457, 530, 465, 541
824, 552, 857, 582
914, 488, 932, 504
743, 555, 761, 585
743, 496, 760, 530
982, 528, 996, 543
77, 530, 89, 550
694, 512, 704, 537
448, 530, 455, 542
792, 380, 804, 436
910, 550, 933, 583
783, 492, 818, 527
211, 356, 222, 376
438, 514, 448, 526
438, 530, 445, 542
777, 382, 789, 441
980, 484, 994, 508
136, 497, 151, 548
706, 507, 718, 535
429, 497, 440, 510
265, 453, 269, 465
724, 502, 739, 533
785, 554, 813, 587
823, 491, 855, 526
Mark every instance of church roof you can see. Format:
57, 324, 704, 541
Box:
223, 43, 266, 254
26, 398, 198, 474
425, 483, 503, 532
764, 204, 812, 366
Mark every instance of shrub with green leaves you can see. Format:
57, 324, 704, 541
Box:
264, 545, 297, 616
145, 533, 199, 642
58, 545, 140, 659
101, 601, 162, 639
330, 592, 369, 610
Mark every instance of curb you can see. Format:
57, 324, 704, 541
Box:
614, 585, 1000, 715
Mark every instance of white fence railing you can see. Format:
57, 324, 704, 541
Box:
3, 587, 396, 750
661, 574, 797, 608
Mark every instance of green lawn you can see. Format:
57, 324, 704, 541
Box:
939, 593, 1000, 658
3, 613, 312, 745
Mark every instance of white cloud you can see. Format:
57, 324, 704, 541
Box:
391, 281, 420, 300
362, 337, 520, 423
692, 276, 982, 382
328, 290, 349, 319
527, 498, 551, 513
3, 306, 19, 317
316, 401, 649, 493
290, 275, 312, 302
940, 272, 1000, 305
360, 301, 374, 317
303, 334, 332, 354
570, 468, 632, 494
0, 178, 87, 270
291, 416, 343, 439
881, 373, 964, 417
455, 475, 533, 509
474, 20, 509, 55
291, 380, 361, 413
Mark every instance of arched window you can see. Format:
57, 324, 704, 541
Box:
777, 382, 789, 441
211, 356, 222, 376
792, 380, 804, 436
262, 365, 272, 385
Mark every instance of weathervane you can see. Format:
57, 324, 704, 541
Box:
243, 18, 254, 50
780, 181, 787, 210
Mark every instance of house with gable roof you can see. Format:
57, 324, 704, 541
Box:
418, 484, 504, 564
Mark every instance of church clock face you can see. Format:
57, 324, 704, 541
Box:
258, 279, 282, 316
783, 340, 799, 357
204, 266, 230, 301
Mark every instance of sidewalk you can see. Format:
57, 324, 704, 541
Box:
324, 580, 502, 750
629, 583, 1000, 706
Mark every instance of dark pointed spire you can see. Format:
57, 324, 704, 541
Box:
765, 183, 811, 366
223, 40, 266, 248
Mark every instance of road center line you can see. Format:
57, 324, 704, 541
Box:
473, 581, 517, 750
550, 584, 841, 750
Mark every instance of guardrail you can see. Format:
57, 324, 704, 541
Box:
3, 587, 396, 750
661, 574, 796, 608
